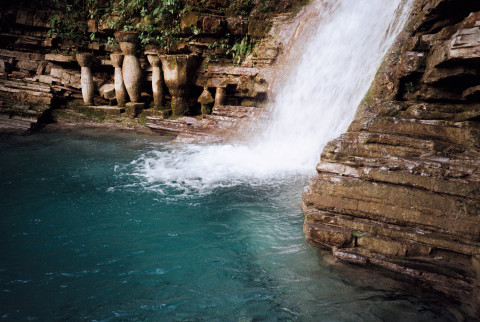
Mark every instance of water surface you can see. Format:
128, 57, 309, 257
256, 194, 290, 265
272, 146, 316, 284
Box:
0, 129, 460, 321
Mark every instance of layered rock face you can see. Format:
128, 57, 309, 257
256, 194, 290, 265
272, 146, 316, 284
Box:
303, 0, 480, 315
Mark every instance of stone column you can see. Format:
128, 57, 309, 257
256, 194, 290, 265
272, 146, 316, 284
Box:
214, 87, 226, 107
197, 87, 214, 116
159, 54, 199, 116
147, 54, 164, 109
76, 53, 95, 105
110, 53, 128, 107
115, 32, 142, 103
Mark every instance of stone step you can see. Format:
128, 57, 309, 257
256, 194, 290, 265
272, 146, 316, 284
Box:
85, 106, 125, 116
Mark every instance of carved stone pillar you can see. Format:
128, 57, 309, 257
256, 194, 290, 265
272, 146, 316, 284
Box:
110, 53, 128, 107
76, 53, 95, 105
147, 54, 164, 109
159, 54, 199, 116
115, 32, 142, 103
197, 87, 214, 116
214, 86, 226, 107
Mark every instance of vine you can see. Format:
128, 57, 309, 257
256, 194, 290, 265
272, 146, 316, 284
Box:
47, 0, 97, 51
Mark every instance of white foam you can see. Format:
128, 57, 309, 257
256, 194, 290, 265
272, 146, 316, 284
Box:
128, 0, 414, 194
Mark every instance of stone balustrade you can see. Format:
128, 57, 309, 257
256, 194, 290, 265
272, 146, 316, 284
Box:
76, 53, 95, 105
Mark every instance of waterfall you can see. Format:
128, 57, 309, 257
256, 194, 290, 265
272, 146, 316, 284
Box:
253, 0, 413, 170
130, 0, 414, 193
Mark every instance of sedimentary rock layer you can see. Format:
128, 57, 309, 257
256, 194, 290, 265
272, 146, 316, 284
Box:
303, 0, 480, 316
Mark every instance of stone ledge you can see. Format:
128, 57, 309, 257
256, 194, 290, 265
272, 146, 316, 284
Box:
86, 106, 125, 116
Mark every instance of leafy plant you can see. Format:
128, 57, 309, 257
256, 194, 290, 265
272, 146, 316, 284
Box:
104, 0, 184, 50
352, 232, 365, 238
47, 0, 260, 55
227, 0, 254, 15
106, 37, 116, 47
47, 0, 103, 52
227, 36, 254, 65
352, 232, 365, 247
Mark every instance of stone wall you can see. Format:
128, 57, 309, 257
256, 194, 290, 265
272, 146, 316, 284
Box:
302, 0, 480, 317
0, 1, 306, 136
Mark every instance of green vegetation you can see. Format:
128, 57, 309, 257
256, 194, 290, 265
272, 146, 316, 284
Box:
137, 112, 147, 125
48, 0, 95, 50
102, 0, 184, 48
168, 112, 185, 120
76, 106, 107, 121
45, 0, 306, 64
227, 35, 254, 65
47, 0, 185, 51
352, 232, 365, 247
46, 0, 258, 53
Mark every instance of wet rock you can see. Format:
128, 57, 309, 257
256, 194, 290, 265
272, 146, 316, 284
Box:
303, 3, 480, 314
146, 105, 263, 143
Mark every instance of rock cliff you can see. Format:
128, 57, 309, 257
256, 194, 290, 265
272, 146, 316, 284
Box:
302, 0, 480, 316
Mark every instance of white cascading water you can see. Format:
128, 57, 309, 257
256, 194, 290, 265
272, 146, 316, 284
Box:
130, 0, 413, 194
